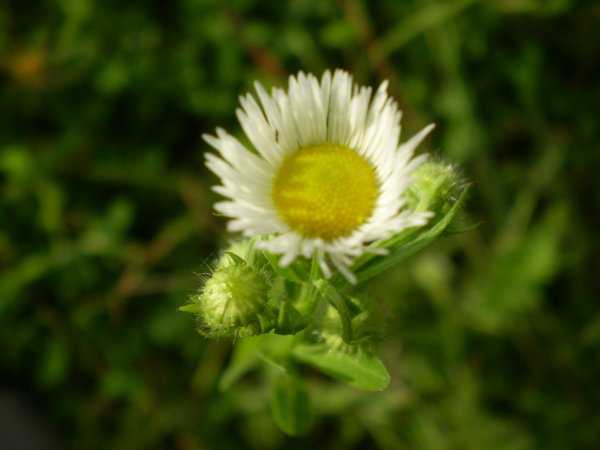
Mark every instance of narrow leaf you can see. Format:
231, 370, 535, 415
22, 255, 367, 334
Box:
355, 187, 469, 282
315, 280, 354, 343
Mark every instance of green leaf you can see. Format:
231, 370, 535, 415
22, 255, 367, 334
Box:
257, 334, 296, 373
293, 343, 390, 391
314, 280, 354, 343
354, 186, 469, 282
218, 337, 266, 391
269, 373, 312, 436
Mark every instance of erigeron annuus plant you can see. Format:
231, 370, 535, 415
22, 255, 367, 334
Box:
180, 69, 467, 435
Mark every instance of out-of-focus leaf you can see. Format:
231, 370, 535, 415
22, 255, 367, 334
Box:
293, 343, 390, 391
269, 372, 312, 436
218, 337, 264, 391
463, 201, 569, 332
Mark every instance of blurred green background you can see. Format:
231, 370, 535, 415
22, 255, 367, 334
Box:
1, 0, 599, 448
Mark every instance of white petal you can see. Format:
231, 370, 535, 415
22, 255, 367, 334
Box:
203, 69, 434, 281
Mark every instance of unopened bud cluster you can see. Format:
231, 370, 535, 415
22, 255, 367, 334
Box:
180, 245, 307, 337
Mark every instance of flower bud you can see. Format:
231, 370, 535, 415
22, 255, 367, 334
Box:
182, 256, 276, 337
406, 160, 465, 216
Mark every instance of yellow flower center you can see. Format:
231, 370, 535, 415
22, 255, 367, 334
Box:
272, 143, 379, 240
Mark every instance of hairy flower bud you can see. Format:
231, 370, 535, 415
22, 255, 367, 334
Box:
181, 253, 276, 337
406, 160, 465, 217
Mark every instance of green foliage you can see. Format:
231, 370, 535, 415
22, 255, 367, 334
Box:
269, 372, 313, 436
1, 0, 598, 449
293, 344, 390, 391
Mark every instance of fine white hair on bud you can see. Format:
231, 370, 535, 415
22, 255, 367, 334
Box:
199, 264, 270, 330
181, 252, 276, 337
406, 160, 466, 217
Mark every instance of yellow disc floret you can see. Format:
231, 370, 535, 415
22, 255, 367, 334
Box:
272, 143, 379, 240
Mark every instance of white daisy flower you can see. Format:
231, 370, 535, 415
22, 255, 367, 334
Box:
203, 69, 434, 284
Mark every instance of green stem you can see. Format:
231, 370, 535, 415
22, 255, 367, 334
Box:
313, 280, 354, 343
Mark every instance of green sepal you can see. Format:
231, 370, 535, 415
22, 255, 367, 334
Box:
221, 251, 246, 266
263, 251, 307, 284
194, 306, 277, 338
177, 304, 197, 314
274, 301, 308, 335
